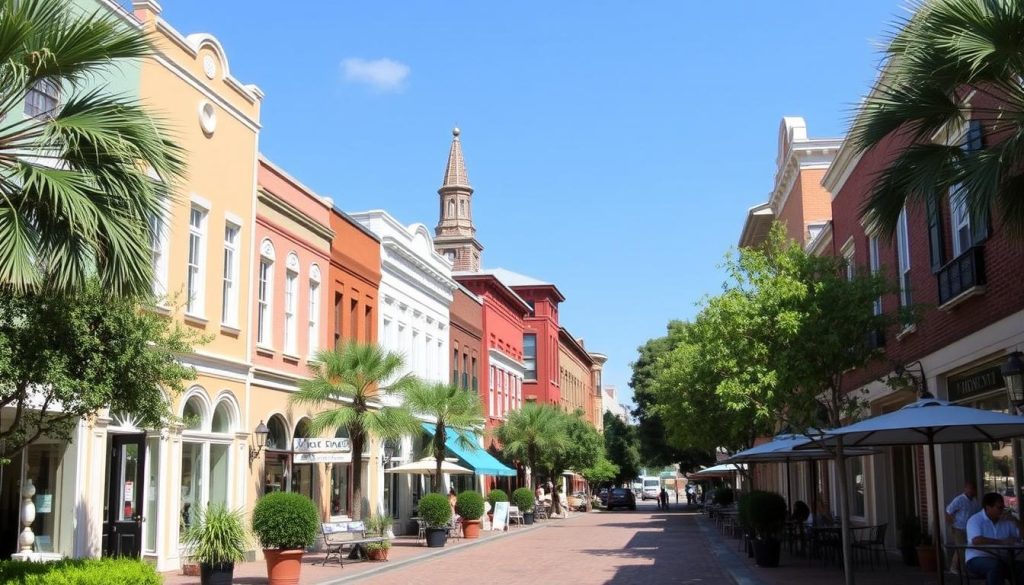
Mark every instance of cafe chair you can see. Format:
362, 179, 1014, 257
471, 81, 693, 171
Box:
852, 523, 888, 570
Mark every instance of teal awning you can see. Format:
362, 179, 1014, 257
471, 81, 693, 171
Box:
420, 423, 517, 477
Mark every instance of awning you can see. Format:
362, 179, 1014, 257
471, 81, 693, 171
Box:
421, 423, 517, 477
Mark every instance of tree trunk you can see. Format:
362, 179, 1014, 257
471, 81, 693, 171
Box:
835, 436, 855, 585
351, 432, 364, 521
433, 451, 443, 493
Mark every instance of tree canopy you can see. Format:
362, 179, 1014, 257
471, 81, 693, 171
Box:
602, 410, 641, 484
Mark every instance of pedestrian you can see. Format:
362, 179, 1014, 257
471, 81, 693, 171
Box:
659, 487, 669, 511
686, 484, 695, 505
965, 492, 1024, 583
945, 480, 980, 575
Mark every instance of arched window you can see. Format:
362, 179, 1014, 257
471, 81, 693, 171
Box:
309, 264, 321, 356
292, 419, 315, 501
258, 240, 275, 346
448, 200, 455, 216
179, 389, 235, 541
284, 253, 300, 354
264, 414, 290, 495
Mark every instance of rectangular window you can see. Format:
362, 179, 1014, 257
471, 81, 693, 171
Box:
284, 270, 298, 354
257, 259, 272, 345
489, 366, 496, 415
364, 306, 373, 343
523, 334, 537, 381
334, 293, 343, 347
869, 236, 882, 315
843, 247, 855, 281
149, 213, 167, 297
453, 348, 459, 385
849, 457, 865, 517
308, 279, 320, 356
186, 207, 207, 315
471, 357, 478, 392
896, 208, 912, 307
350, 299, 358, 340
25, 79, 59, 119
462, 352, 469, 389
949, 185, 971, 257
221, 224, 239, 326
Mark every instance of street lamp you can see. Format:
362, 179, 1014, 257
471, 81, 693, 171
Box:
249, 420, 270, 464
1001, 351, 1024, 412
895, 360, 932, 399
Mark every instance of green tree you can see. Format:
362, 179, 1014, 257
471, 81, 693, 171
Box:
602, 411, 640, 484
630, 321, 690, 468
580, 455, 618, 492
0, 0, 184, 295
496, 402, 565, 490
290, 341, 419, 520
0, 281, 197, 462
851, 0, 1024, 237
540, 409, 602, 513
403, 381, 484, 493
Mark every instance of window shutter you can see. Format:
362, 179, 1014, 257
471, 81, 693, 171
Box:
926, 195, 945, 273
966, 119, 990, 244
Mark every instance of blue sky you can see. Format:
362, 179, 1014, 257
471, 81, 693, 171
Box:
159, 0, 905, 407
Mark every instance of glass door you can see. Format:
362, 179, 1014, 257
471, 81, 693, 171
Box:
102, 433, 146, 557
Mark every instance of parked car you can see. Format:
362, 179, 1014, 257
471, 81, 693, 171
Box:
606, 487, 636, 511
598, 488, 610, 506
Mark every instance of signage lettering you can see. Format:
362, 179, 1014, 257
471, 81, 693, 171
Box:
948, 364, 1004, 403
292, 438, 351, 453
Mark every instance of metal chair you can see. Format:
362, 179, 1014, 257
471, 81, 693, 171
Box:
852, 523, 888, 570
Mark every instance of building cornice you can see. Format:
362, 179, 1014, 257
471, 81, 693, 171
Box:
257, 188, 334, 243
489, 348, 525, 373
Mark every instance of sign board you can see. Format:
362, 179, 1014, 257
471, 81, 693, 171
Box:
948, 364, 1004, 403
36, 493, 52, 514
491, 501, 509, 531
293, 452, 351, 464
124, 481, 134, 502
292, 438, 351, 453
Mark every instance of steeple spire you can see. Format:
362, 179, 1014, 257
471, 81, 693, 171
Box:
434, 127, 483, 272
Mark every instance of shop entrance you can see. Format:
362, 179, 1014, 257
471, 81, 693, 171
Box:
102, 433, 146, 558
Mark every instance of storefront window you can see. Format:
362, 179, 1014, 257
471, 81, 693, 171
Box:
26, 443, 63, 553
849, 457, 865, 518
291, 420, 314, 501
179, 441, 203, 535
264, 415, 289, 495
145, 437, 159, 553
178, 392, 237, 542
331, 463, 350, 516
975, 396, 1018, 515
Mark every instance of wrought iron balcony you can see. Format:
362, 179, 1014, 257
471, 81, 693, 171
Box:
937, 246, 986, 306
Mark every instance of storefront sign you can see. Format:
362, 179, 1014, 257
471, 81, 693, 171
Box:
293, 452, 352, 464
292, 438, 351, 453
948, 364, 1005, 403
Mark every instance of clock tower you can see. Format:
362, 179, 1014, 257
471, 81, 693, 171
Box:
434, 127, 483, 272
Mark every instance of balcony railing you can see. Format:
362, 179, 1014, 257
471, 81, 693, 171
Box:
937, 246, 986, 306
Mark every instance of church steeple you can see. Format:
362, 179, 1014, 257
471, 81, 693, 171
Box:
434, 127, 483, 272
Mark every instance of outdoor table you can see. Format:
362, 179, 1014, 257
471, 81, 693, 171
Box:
948, 543, 1024, 585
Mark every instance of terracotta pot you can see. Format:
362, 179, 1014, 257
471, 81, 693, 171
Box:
182, 563, 200, 577
367, 548, 389, 561
263, 549, 305, 585
463, 519, 482, 539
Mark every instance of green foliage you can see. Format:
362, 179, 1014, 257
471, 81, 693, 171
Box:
365, 540, 391, 552
602, 411, 641, 483
455, 490, 485, 520
740, 491, 787, 539
251, 492, 319, 550
850, 0, 1024, 238
0, 281, 198, 462
712, 487, 734, 507
580, 454, 619, 486
512, 487, 535, 512
496, 403, 568, 490
181, 504, 249, 565
0, 0, 185, 295
0, 558, 161, 584
630, 321, 692, 467
404, 381, 484, 492
486, 489, 508, 507
364, 514, 394, 537
418, 493, 452, 528
290, 340, 420, 520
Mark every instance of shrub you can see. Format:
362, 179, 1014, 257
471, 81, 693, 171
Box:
181, 504, 249, 565
712, 487, 734, 506
365, 514, 394, 537
455, 490, 485, 520
365, 540, 391, 552
512, 487, 535, 512
251, 491, 319, 550
742, 490, 787, 539
486, 489, 508, 508
419, 492, 452, 528
0, 558, 160, 584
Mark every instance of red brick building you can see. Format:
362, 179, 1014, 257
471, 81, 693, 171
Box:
449, 284, 483, 395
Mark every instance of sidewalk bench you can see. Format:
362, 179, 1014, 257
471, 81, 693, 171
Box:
321, 521, 387, 566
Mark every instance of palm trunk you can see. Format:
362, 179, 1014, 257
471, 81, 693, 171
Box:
433, 452, 443, 493
351, 431, 364, 521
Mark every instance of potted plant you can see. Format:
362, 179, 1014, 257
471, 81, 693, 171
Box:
365, 540, 391, 561
917, 527, 937, 573
512, 488, 536, 525
419, 493, 452, 548
365, 515, 395, 539
251, 492, 319, 585
456, 490, 485, 538
181, 505, 249, 585
898, 515, 921, 566
741, 490, 787, 568
486, 489, 508, 525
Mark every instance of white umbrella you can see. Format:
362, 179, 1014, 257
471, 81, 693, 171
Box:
799, 397, 1024, 585
384, 456, 474, 475
687, 463, 744, 479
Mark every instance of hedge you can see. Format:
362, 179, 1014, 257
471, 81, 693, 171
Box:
0, 558, 162, 584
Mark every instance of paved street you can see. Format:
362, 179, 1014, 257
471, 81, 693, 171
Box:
344, 500, 732, 585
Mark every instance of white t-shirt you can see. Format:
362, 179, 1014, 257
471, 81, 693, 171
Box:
946, 493, 982, 530
965, 509, 1021, 563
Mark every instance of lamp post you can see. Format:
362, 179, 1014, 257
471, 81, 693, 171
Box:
1001, 351, 1024, 414
248, 420, 270, 464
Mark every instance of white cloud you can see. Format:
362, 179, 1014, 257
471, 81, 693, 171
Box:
341, 57, 410, 92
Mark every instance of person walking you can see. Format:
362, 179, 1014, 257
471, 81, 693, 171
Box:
946, 481, 980, 575
659, 487, 669, 511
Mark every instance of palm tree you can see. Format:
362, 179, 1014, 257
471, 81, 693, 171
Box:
290, 341, 419, 520
404, 382, 485, 493
851, 0, 1024, 238
0, 0, 184, 295
495, 402, 567, 491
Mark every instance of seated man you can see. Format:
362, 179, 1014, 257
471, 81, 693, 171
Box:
965, 492, 1024, 585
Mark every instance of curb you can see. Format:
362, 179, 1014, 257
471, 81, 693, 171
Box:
318, 514, 586, 584
695, 515, 767, 585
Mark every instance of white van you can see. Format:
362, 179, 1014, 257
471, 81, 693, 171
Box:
641, 477, 660, 500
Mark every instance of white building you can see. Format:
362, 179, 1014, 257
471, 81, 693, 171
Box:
348, 210, 458, 532
602, 386, 631, 423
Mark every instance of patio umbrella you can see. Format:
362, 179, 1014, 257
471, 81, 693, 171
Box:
384, 456, 474, 475
726, 433, 879, 514
799, 397, 1024, 585
686, 463, 744, 479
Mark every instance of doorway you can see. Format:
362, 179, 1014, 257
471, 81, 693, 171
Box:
102, 433, 146, 558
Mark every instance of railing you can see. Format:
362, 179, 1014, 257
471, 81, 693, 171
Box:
936, 246, 986, 306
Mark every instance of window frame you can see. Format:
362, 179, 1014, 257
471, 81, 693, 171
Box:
283, 266, 298, 355
257, 243, 274, 347
221, 222, 241, 327
896, 208, 912, 308
186, 205, 208, 316
308, 266, 321, 358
